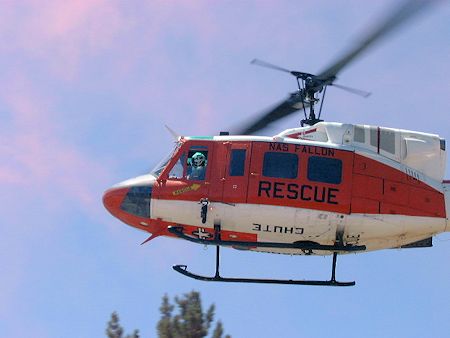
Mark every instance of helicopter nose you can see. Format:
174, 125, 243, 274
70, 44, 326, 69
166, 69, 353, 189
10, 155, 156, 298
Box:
102, 186, 129, 217
103, 174, 155, 220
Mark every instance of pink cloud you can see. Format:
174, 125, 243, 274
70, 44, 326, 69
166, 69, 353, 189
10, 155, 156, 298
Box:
0, 72, 112, 217
0, 1, 220, 85
0, 68, 114, 327
0, 0, 126, 80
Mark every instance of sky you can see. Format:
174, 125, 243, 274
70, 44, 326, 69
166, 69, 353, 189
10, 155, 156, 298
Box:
1, 1, 450, 337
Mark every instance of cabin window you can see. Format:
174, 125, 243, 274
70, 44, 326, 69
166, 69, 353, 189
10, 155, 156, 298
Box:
263, 152, 298, 179
187, 146, 208, 181
380, 129, 395, 154
229, 149, 246, 176
307, 156, 342, 184
354, 125, 365, 143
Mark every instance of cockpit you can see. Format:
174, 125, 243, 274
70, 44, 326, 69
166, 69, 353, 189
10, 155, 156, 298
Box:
160, 143, 209, 182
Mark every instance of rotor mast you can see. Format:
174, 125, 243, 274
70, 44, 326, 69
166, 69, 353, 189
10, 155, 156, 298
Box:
298, 74, 335, 127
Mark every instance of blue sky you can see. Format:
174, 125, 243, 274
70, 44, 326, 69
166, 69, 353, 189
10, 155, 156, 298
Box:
1, 1, 450, 337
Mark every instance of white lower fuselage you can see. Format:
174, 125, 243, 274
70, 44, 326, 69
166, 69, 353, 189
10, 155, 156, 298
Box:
152, 198, 449, 255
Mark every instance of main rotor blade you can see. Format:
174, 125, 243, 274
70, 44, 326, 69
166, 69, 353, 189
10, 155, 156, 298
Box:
251, 58, 314, 79
330, 83, 371, 98
251, 59, 292, 74
234, 93, 308, 135
317, 0, 440, 80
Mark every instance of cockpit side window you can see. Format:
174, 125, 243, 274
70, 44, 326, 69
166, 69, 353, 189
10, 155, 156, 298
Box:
187, 146, 208, 181
161, 144, 209, 181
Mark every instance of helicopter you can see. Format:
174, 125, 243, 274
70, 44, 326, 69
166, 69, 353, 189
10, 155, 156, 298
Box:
103, 0, 449, 286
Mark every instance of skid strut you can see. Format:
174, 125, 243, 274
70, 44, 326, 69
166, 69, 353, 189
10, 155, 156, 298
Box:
170, 225, 358, 287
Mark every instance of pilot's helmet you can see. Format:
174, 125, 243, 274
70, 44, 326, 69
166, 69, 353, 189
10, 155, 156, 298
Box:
191, 152, 206, 167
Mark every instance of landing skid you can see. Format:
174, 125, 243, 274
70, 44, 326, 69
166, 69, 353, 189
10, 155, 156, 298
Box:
173, 260, 354, 287
170, 225, 357, 287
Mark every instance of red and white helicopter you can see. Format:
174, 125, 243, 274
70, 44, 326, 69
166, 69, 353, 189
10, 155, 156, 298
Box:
103, 0, 449, 286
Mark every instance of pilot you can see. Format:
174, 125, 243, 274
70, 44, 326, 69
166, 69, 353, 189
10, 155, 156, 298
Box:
188, 152, 207, 180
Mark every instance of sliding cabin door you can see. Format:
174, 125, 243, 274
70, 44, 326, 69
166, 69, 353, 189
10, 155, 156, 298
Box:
247, 141, 353, 214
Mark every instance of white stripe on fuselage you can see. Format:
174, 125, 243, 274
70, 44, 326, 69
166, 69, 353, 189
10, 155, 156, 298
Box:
152, 199, 446, 255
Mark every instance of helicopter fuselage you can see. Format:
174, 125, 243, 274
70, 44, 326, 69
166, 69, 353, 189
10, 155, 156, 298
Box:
103, 122, 449, 255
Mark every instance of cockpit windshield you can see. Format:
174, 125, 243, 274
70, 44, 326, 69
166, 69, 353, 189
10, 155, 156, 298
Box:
151, 142, 182, 178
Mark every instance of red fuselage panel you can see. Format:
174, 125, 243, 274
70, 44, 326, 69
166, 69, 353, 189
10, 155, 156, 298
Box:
152, 140, 445, 218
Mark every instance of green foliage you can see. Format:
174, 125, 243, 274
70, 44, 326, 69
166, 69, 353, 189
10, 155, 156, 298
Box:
107, 291, 229, 338
211, 321, 223, 338
157, 291, 230, 338
158, 294, 175, 338
106, 311, 140, 338
106, 312, 124, 338
211, 320, 231, 338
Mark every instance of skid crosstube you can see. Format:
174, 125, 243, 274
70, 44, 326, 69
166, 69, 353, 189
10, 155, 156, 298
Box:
169, 225, 358, 287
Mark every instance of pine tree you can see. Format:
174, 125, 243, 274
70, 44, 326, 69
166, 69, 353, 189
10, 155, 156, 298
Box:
156, 291, 230, 338
211, 321, 223, 338
106, 312, 139, 338
157, 294, 174, 338
106, 312, 124, 338
211, 321, 231, 338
